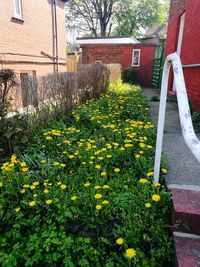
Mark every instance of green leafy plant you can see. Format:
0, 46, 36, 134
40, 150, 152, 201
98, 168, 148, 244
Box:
122, 67, 136, 85
0, 83, 173, 266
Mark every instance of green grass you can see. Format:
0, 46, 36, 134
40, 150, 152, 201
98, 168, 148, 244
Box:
0, 83, 173, 267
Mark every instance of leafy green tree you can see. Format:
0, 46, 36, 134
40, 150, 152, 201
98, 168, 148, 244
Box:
115, 0, 170, 36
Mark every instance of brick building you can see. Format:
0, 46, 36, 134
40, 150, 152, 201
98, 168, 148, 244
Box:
77, 36, 155, 87
0, 0, 67, 77
165, 0, 200, 111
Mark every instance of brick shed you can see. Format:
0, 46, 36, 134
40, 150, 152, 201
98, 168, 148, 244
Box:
165, 0, 200, 111
76, 36, 155, 87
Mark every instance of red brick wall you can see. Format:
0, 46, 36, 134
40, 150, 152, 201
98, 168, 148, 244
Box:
81, 44, 155, 87
165, 0, 200, 111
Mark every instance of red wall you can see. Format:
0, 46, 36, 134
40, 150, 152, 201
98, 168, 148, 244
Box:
165, 0, 200, 111
81, 44, 155, 87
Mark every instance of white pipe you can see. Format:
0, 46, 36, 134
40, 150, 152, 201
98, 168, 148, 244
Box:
153, 53, 200, 183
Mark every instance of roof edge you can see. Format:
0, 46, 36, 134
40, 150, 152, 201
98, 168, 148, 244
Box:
76, 35, 132, 40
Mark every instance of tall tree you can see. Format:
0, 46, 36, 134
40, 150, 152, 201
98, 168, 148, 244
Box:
115, 0, 170, 37
67, 0, 118, 37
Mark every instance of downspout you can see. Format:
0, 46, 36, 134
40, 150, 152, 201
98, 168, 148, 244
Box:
53, 0, 59, 73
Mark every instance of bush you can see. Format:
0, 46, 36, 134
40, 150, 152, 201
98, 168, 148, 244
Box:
0, 83, 173, 266
0, 65, 110, 161
122, 67, 136, 84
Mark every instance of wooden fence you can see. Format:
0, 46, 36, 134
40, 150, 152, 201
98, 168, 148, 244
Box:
66, 54, 81, 72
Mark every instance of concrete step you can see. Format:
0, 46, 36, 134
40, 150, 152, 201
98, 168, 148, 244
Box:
170, 186, 200, 235
174, 232, 200, 267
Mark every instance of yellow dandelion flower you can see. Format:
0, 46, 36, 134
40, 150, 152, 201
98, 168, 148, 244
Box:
114, 168, 120, 173
20, 162, 27, 167
60, 184, 67, 190
30, 185, 36, 190
33, 182, 39, 186
41, 160, 46, 164
96, 205, 102, 210
152, 194, 161, 202
103, 185, 110, 189
162, 168, 167, 174
53, 161, 60, 166
23, 184, 29, 188
95, 165, 101, 169
71, 196, 77, 201
147, 172, 154, 177
20, 189, 26, 194
45, 199, 53, 205
28, 201, 36, 207
60, 163, 66, 168
101, 171, 107, 176
102, 200, 109, 205
21, 167, 29, 172
46, 136, 52, 140
0, 181, 3, 187
139, 178, 148, 184
43, 189, 49, 194
69, 155, 75, 159
135, 154, 140, 159
8, 163, 14, 167
125, 248, 136, 259
15, 207, 21, 212
94, 186, 102, 189
145, 203, 151, 208
95, 193, 102, 199
33, 194, 37, 197
84, 182, 91, 187
116, 238, 124, 245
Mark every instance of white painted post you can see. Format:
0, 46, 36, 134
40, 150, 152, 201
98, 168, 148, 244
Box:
153, 53, 200, 184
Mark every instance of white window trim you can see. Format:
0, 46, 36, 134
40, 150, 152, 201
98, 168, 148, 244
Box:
132, 49, 141, 67
13, 0, 23, 19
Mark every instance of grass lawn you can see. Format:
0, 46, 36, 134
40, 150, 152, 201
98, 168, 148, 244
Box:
0, 83, 173, 266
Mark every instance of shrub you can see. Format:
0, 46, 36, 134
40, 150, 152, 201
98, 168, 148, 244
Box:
122, 67, 136, 84
0, 65, 110, 161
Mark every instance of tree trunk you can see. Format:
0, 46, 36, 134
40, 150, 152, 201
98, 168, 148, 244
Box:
101, 24, 107, 36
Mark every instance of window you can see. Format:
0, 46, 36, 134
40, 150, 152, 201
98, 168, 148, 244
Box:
13, 0, 23, 19
95, 60, 102, 64
132, 49, 140, 67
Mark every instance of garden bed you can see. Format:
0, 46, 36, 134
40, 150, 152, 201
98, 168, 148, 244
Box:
0, 83, 173, 266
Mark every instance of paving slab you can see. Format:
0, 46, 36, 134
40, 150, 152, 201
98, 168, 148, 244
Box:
142, 88, 200, 187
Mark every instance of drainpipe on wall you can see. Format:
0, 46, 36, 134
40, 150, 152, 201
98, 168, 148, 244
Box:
53, 0, 59, 73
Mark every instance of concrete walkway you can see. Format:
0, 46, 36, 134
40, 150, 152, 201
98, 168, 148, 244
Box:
143, 88, 200, 188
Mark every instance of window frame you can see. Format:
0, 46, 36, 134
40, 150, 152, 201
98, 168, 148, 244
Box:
95, 60, 102, 64
132, 49, 141, 67
13, 0, 23, 19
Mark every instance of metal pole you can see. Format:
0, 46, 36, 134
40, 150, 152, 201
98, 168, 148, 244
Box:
53, 0, 59, 73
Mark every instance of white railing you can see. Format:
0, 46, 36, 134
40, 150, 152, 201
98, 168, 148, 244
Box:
153, 53, 200, 183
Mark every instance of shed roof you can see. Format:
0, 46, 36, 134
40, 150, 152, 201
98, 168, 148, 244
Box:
76, 36, 140, 45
